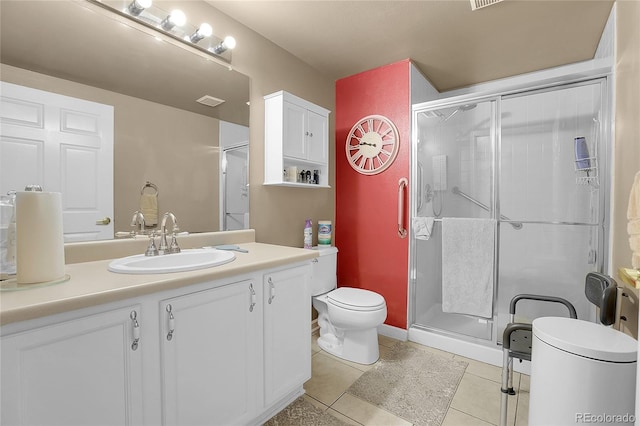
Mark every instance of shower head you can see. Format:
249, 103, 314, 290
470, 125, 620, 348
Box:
442, 103, 477, 121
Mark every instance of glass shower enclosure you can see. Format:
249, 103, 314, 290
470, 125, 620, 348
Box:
410, 79, 608, 346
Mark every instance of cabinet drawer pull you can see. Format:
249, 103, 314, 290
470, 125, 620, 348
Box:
249, 283, 256, 312
166, 304, 175, 341
268, 277, 276, 304
130, 310, 140, 351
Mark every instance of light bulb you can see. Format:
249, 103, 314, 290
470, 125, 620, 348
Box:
161, 9, 186, 30
170, 10, 186, 27
198, 23, 213, 38
223, 36, 236, 50
189, 23, 213, 43
127, 0, 152, 16
212, 35, 236, 54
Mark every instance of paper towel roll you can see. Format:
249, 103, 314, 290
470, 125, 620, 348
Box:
16, 191, 65, 284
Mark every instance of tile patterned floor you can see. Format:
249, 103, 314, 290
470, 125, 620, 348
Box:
301, 333, 529, 426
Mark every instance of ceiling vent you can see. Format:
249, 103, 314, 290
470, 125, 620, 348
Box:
196, 95, 225, 108
470, 0, 504, 10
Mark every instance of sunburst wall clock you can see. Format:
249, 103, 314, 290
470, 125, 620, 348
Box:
345, 114, 400, 175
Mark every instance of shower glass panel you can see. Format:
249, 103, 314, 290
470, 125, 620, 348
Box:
222, 145, 249, 231
496, 82, 604, 338
411, 79, 606, 347
413, 100, 495, 341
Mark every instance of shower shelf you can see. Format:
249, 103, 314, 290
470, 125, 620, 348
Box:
574, 157, 598, 186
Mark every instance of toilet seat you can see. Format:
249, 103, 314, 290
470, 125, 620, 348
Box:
327, 287, 386, 312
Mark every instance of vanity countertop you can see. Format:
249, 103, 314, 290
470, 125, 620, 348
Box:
0, 242, 318, 326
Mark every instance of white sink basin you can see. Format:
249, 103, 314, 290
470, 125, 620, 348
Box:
108, 248, 236, 274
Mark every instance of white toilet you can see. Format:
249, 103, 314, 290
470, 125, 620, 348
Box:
311, 246, 387, 364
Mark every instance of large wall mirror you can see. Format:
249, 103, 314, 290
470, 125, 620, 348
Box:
0, 0, 250, 240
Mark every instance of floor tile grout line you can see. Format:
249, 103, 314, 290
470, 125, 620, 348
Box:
447, 407, 498, 425
333, 391, 416, 426
326, 391, 367, 426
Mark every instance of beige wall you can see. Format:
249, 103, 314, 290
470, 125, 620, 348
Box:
177, 1, 336, 247
1, 64, 221, 234
613, 0, 640, 271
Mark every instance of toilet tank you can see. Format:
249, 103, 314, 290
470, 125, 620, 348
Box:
310, 246, 338, 296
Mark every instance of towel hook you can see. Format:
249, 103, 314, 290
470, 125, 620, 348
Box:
141, 181, 158, 196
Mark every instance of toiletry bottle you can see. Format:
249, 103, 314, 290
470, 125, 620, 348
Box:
304, 219, 313, 249
574, 136, 591, 170
0, 192, 16, 276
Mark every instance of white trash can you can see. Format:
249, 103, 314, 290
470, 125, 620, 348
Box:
529, 317, 637, 425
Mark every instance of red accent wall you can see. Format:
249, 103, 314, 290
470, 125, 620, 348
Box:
335, 60, 410, 329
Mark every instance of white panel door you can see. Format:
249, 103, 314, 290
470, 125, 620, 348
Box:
282, 101, 306, 160
306, 109, 328, 164
0, 82, 114, 241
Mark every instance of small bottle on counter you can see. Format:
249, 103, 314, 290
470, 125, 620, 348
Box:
303, 219, 313, 249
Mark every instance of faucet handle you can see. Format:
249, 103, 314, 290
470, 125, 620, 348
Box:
145, 231, 159, 257
169, 232, 181, 254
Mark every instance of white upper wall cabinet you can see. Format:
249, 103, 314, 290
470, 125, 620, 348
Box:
264, 91, 330, 188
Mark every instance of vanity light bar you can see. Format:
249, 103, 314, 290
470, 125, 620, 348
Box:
87, 0, 236, 63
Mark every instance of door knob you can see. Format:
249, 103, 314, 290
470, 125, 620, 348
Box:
96, 217, 111, 225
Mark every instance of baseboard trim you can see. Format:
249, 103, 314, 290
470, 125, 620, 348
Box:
311, 318, 319, 334
377, 323, 408, 341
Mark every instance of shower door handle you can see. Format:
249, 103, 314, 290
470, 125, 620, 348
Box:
398, 178, 408, 238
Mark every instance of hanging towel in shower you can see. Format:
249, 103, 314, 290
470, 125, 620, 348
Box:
627, 170, 640, 268
140, 193, 158, 226
412, 217, 435, 240
627, 171, 640, 221
441, 218, 495, 318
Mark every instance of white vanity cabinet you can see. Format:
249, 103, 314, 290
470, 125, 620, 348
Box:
263, 264, 311, 406
159, 279, 262, 426
0, 304, 144, 426
0, 259, 313, 426
264, 90, 330, 187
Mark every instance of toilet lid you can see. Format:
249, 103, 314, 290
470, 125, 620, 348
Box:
327, 287, 386, 311
533, 317, 637, 363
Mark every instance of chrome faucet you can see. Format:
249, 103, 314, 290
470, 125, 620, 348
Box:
130, 210, 145, 234
158, 212, 180, 255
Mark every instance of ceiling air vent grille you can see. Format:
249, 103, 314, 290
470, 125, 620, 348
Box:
196, 95, 225, 108
470, 0, 504, 10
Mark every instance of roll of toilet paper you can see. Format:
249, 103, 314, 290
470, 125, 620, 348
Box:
16, 191, 65, 284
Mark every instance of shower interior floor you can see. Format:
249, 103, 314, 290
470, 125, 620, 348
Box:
417, 303, 493, 341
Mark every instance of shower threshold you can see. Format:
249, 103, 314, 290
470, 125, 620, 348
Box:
416, 303, 493, 341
